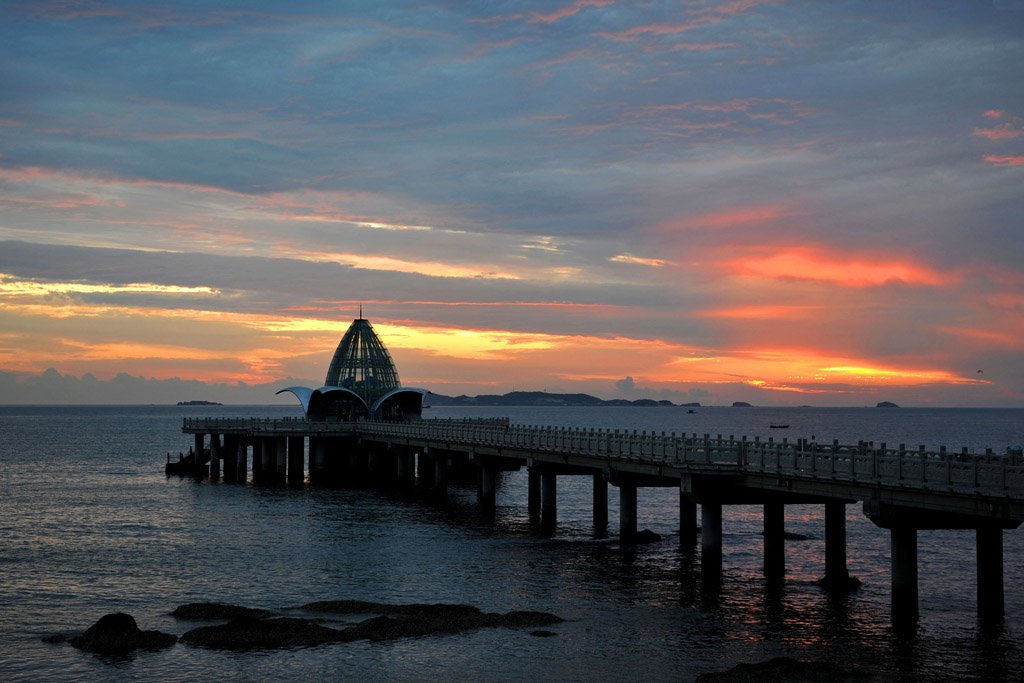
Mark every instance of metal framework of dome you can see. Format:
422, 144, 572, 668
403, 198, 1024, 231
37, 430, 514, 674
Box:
323, 316, 401, 404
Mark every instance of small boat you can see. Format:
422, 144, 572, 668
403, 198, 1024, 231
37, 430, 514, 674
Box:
687, 409, 695, 414
769, 424, 789, 429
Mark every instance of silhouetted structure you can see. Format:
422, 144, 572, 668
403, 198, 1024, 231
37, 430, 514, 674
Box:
277, 316, 427, 421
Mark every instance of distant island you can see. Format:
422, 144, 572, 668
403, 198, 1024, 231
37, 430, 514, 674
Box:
177, 400, 223, 406
731, 401, 752, 407
876, 401, 899, 408
427, 391, 700, 408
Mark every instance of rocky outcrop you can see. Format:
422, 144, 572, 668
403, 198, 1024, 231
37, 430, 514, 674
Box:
696, 656, 875, 682
178, 601, 563, 650
180, 616, 348, 650
66, 613, 176, 654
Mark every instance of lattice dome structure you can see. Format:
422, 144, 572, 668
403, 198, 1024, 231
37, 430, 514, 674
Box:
323, 317, 401, 404
277, 315, 426, 422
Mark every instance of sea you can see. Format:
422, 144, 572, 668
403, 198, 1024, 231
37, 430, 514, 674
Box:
2, 404, 1024, 682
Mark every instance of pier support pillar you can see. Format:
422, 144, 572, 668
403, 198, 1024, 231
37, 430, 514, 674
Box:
288, 436, 304, 486
434, 455, 448, 498
236, 438, 248, 482
193, 434, 204, 477
763, 502, 784, 579
478, 461, 496, 510
209, 434, 221, 480
619, 482, 637, 544
541, 471, 557, 533
277, 437, 288, 480
679, 488, 698, 546
261, 438, 274, 480
891, 525, 919, 624
977, 527, 1004, 621
396, 450, 409, 483
528, 468, 542, 518
701, 503, 723, 581
310, 437, 325, 479
593, 474, 608, 534
823, 502, 851, 588
222, 436, 236, 481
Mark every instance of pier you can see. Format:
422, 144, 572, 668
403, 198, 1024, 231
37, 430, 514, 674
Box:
183, 416, 1024, 625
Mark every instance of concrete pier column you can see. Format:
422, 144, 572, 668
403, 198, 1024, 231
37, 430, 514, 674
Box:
478, 462, 496, 510
209, 434, 221, 480
222, 436, 237, 481
701, 503, 724, 581
528, 468, 542, 518
619, 482, 637, 544
977, 527, 1005, 620
261, 438, 274, 479
312, 438, 326, 479
434, 455, 448, 498
236, 438, 248, 482
276, 437, 288, 480
593, 474, 608, 534
541, 471, 557, 533
763, 502, 785, 579
193, 434, 204, 477
288, 436, 304, 485
891, 526, 919, 623
824, 502, 851, 587
679, 488, 698, 546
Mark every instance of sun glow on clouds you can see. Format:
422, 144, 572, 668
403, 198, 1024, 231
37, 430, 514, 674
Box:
0, 275, 219, 297
729, 248, 952, 287
277, 248, 520, 280
610, 254, 671, 267
666, 349, 982, 390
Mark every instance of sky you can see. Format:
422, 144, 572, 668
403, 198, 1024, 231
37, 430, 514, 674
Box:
1, 0, 1023, 406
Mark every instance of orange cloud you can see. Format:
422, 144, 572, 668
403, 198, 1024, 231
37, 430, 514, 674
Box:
665, 347, 984, 390
696, 305, 822, 319
984, 155, 1024, 167
726, 248, 953, 287
974, 124, 1023, 140
528, 0, 613, 24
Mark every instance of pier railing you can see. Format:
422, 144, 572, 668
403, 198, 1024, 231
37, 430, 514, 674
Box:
184, 417, 1024, 495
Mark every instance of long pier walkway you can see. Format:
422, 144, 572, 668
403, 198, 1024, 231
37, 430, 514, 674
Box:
182, 416, 1024, 625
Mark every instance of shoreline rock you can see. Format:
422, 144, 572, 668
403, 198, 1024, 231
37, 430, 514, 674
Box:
65, 613, 176, 654
178, 601, 564, 651
697, 656, 876, 682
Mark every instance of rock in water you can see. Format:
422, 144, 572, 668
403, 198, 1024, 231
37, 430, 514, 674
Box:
696, 656, 875, 682
69, 613, 176, 654
635, 529, 662, 544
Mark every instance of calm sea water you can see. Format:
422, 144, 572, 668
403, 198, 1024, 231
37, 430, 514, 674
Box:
1, 405, 1023, 682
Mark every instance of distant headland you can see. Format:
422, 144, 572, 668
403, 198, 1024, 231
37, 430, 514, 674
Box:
427, 391, 700, 408
177, 400, 223, 406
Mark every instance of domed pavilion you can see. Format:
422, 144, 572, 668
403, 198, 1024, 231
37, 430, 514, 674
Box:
277, 315, 427, 421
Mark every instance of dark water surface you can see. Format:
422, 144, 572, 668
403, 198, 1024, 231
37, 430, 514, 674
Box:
1, 405, 1023, 681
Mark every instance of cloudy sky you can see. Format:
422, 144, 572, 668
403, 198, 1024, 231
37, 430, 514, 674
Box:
1, 0, 1022, 406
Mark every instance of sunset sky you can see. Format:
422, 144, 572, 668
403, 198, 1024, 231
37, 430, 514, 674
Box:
1, 1, 1022, 406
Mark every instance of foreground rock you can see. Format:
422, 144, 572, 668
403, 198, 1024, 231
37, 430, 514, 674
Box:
65, 613, 176, 654
180, 601, 563, 650
180, 617, 348, 650
697, 656, 876, 682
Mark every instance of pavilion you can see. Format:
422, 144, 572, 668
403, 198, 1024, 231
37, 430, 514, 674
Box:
277, 315, 428, 421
